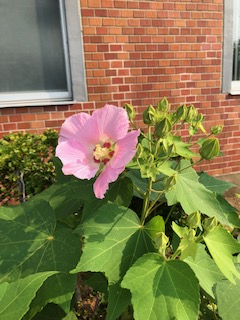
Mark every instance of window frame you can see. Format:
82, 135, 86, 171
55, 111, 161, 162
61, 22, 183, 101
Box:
0, 0, 87, 108
223, 0, 240, 94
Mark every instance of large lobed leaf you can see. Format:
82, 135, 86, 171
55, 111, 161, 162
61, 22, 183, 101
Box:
23, 273, 77, 319
72, 203, 155, 319
198, 172, 236, 195
184, 244, 223, 298
203, 226, 240, 283
165, 161, 237, 226
0, 271, 56, 320
214, 264, 240, 320
121, 253, 200, 320
0, 199, 81, 284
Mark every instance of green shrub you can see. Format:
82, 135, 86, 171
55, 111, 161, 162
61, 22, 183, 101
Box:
0, 129, 58, 205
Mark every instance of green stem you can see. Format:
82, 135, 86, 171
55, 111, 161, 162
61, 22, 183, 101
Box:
170, 248, 181, 260
177, 158, 203, 173
165, 204, 176, 224
173, 121, 186, 135
148, 125, 152, 153
130, 120, 148, 139
188, 135, 193, 144
140, 178, 153, 225
190, 133, 212, 147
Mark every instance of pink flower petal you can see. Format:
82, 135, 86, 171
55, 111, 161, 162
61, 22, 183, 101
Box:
63, 162, 98, 180
93, 165, 124, 199
92, 104, 129, 142
111, 130, 140, 169
56, 140, 99, 179
59, 112, 91, 143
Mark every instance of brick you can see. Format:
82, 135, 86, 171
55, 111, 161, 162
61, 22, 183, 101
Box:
0, 0, 239, 177
3, 123, 17, 131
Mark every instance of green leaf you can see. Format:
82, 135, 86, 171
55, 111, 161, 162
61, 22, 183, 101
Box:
157, 160, 176, 176
203, 226, 240, 283
62, 311, 78, 320
214, 265, 240, 320
23, 273, 76, 319
172, 221, 189, 238
71, 203, 155, 319
185, 244, 223, 298
0, 272, 56, 320
121, 253, 200, 320
179, 232, 198, 260
85, 273, 108, 299
145, 216, 165, 239
198, 172, 235, 195
107, 283, 131, 320
0, 199, 81, 283
82, 176, 133, 222
32, 303, 66, 320
216, 195, 240, 228
165, 161, 232, 226
34, 178, 93, 225
126, 169, 164, 201
107, 176, 133, 207
167, 135, 198, 158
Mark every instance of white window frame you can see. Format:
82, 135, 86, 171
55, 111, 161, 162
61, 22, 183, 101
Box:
223, 0, 240, 94
0, 0, 87, 108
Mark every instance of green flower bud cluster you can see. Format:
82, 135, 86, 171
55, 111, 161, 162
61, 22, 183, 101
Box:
143, 97, 170, 125
129, 97, 223, 186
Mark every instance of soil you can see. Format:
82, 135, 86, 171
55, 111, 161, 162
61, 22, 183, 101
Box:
224, 187, 240, 212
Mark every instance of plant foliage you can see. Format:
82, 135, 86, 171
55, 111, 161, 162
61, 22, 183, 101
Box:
0, 99, 239, 319
0, 129, 58, 204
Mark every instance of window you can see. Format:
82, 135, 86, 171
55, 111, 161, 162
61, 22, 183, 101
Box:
223, 0, 240, 94
0, 0, 86, 107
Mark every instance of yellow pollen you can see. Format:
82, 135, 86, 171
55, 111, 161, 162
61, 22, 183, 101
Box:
93, 144, 110, 161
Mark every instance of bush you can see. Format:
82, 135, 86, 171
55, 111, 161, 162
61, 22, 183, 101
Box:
0, 129, 58, 205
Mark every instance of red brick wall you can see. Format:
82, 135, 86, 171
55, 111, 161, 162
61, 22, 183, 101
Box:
0, 0, 240, 176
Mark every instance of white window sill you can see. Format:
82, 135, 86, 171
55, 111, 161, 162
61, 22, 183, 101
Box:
0, 99, 78, 108
230, 81, 240, 95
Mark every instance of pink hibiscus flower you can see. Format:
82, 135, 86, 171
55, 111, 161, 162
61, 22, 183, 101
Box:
56, 104, 140, 199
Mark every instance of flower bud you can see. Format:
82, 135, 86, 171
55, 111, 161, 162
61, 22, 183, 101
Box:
187, 211, 201, 229
143, 105, 156, 125
211, 125, 223, 135
164, 174, 176, 190
154, 232, 169, 257
157, 97, 169, 113
185, 105, 198, 123
199, 138, 220, 160
124, 103, 136, 121
154, 117, 172, 138
203, 216, 218, 232
174, 104, 187, 122
192, 113, 206, 134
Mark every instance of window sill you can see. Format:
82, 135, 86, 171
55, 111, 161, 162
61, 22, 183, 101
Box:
229, 90, 240, 95
0, 99, 78, 109
229, 81, 240, 95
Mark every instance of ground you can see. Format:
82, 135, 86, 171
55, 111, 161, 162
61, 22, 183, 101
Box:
224, 188, 240, 212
